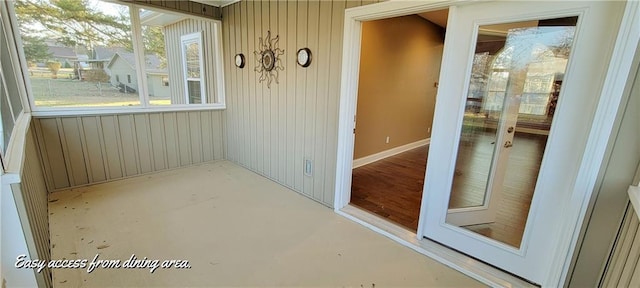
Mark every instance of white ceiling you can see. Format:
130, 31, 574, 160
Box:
190, 0, 240, 8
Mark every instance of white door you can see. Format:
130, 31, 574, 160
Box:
421, 1, 626, 284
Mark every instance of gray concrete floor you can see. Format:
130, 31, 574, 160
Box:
49, 160, 483, 287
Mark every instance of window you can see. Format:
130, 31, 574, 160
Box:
181, 32, 205, 104
1, 1, 25, 159
12, 0, 225, 113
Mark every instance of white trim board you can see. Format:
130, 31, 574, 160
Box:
352, 138, 430, 169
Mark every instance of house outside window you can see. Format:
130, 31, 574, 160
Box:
12, 0, 225, 113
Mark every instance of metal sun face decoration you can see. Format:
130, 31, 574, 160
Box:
254, 31, 284, 88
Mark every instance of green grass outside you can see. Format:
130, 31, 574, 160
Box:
30, 69, 170, 107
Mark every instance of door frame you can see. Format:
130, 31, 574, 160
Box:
333, 0, 640, 286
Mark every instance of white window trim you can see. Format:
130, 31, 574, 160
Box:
181, 31, 206, 105
6, 1, 226, 117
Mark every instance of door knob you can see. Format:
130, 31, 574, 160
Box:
504, 141, 513, 148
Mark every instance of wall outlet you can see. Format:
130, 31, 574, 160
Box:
428, 127, 431, 133
385, 136, 390, 144
304, 159, 313, 177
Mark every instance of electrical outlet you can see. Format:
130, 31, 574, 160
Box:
304, 159, 313, 176
385, 136, 390, 144
428, 127, 431, 133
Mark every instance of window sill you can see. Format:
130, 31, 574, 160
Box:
2, 112, 31, 182
30, 104, 226, 117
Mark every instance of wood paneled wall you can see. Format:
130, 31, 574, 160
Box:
221, 0, 382, 207
602, 204, 640, 287
34, 111, 224, 191
165, 19, 221, 104
119, 0, 222, 20
11, 123, 52, 288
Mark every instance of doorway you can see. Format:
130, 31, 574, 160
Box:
349, 11, 447, 231
335, 0, 631, 286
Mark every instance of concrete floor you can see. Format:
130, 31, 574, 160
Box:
49, 160, 483, 287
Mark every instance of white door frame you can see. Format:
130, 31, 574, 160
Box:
333, 0, 640, 286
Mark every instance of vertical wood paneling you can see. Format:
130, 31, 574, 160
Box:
222, 0, 371, 207
117, 115, 140, 177
189, 112, 203, 163
325, 0, 347, 204
38, 118, 70, 189
14, 124, 52, 287
247, 0, 257, 169
212, 99, 224, 159
163, 112, 180, 168
200, 111, 214, 162
235, 3, 245, 166
149, 113, 167, 170
276, 0, 287, 183
294, 0, 308, 194
269, 0, 279, 181
304, 0, 320, 200
313, 0, 332, 203
262, 0, 272, 179
34, 110, 225, 191
81, 117, 107, 182
255, 1, 265, 174
134, 114, 154, 174
60, 118, 89, 186
100, 116, 125, 179
241, 0, 251, 169
285, 0, 297, 188
603, 205, 640, 287
176, 112, 192, 166
226, 3, 237, 162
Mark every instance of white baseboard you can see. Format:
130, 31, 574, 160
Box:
352, 138, 430, 169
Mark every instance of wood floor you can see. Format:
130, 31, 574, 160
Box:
351, 146, 428, 231
350, 132, 547, 248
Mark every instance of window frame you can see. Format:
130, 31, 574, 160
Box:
10, 1, 226, 117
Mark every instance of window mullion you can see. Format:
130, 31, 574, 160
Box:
130, 6, 150, 108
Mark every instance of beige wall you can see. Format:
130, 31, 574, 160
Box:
11, 123, 52, 287
221, 0, 382, 207
34, 111, 224, 191
354, 15, 443, 159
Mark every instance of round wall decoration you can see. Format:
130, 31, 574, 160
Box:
261, 50, 275, 71
254, 30, 284, 88
297, 48, 312, 67
235, 53, 245, 68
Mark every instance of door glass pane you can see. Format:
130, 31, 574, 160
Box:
446, 17, 577, 248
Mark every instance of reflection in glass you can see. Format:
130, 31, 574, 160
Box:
140, 9, 171, 106
185, 43, 201, 78
447, 18, 577, 248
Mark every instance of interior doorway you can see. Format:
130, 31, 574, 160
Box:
349, 10, 448, 231
335, 0, 633, 285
